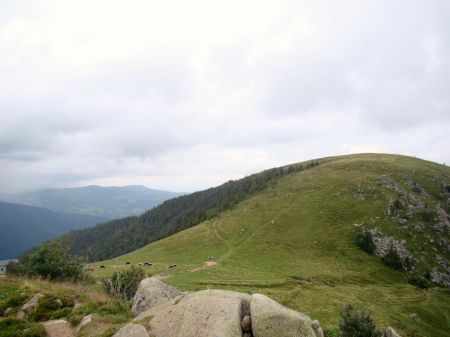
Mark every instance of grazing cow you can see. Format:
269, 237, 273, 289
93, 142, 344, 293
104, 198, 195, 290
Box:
138, 262, 143, 266
144, 262, 153, 266
168, 264, 177, 269
100, 265, 105, 269
126, 262, 131, 265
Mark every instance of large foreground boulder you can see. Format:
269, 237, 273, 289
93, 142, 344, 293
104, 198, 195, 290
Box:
250, 293, 316, 337
112, 324, 149, 337
142, 289, 244, 337
132, 278, 183, 315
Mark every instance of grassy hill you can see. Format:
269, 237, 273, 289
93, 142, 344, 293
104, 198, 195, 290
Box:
91, 154, 450, 337
0, 202, 104, 259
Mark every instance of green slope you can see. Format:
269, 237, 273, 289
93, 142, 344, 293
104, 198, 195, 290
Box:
92, 154, 450, 337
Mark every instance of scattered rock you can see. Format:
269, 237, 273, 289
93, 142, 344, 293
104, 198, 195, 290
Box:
3, 307, 13, 316
16, 310, 25, 319
76, 314, 93, 333
43, 319, 74, 337
132, 277, 183, 315
409, 313, 417, 320
241, 315, 252, 332
22, 293, 44, 313
54, 298, 63, 307
112, 324, 149, 337
251, 293, 316, 337
384, 326, 402, 337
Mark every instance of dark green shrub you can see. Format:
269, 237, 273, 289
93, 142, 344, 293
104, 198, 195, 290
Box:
355, 230, 376, 255
382, 248, 403, 271
339, 304, 381, 337
7, 242, 89, 282
0, 318, 46, 337
407, 275, 431, 289
102, 266, 145, 301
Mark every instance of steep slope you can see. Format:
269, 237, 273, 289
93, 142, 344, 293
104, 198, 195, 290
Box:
60, 160, 321, 261
0, 202, 103, 259
92, 154, 450, 337
1, 185, 181, 220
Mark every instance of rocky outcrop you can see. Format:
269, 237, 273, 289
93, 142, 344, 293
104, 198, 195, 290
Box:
43, 319, 74, 337
112, 324, 149, 337
132, 278, 183, 315
251, 293, 316, 337
132, 280, 323, 337
22, 293, 44, 313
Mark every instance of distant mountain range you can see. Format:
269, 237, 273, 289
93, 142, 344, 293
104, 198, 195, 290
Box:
0, 185, 182, 220
0, 201, 105, 259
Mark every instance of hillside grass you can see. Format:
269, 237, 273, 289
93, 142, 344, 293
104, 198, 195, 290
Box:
0, 277, 131, 337
92, 154, 450, 337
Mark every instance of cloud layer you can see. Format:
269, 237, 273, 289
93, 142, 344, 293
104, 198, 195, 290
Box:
1, 0, 449, 193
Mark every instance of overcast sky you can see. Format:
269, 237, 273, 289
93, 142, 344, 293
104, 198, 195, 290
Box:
0, 0, 449, 193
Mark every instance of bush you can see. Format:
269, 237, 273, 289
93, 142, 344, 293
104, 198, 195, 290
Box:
102, 266, 145, 301
355, 230, 376, 255
339, 304, 381, 337
382, 248, 403, 271
7, 242, 88, 282
407, 275, 431, 289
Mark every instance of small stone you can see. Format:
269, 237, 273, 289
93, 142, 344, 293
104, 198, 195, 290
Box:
55, 299, 63, 307
384, 326, 402, 337
22, 293, 44, 313
16, 311, 25, 319
3, 307, 13, 316
409, 313, 417, 320
315, 327, 325, 337
20, 293, 26, 297
76, 314, 93, 333
241, 315, 251, 332
311, 320, 320, 330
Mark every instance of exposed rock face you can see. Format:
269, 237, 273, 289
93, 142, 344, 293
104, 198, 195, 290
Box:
250, 293, 316, 337
43, 319, 74, 337
145, 289, 243, 337
132, 278, 183, 315
112, 324, 149, 337
384, 326, 402, 337
21, 293, 44, 313
16, 310, 25, 319
3, 307, 13, 316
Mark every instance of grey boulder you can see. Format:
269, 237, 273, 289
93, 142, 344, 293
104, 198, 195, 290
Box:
144, 289, 244, 337
132, 278, 183, 315
250, 293, 316, 337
